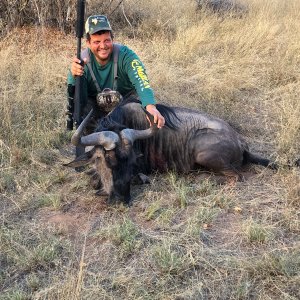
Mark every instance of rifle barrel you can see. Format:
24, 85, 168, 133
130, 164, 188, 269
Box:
74, 0, 85, 127
76, 0, 85, 38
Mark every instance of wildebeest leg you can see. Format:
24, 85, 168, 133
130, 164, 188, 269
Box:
107, 192, 117, 205
135, 173, 151, 184
74, 145, 86, 172
123, 189, 132, 207
105, 190, 131, 206
114, 180, 132, 206
194, 147, 244, 182
96, 189, 109, 197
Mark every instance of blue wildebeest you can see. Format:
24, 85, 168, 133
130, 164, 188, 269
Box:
64, 99, 288, 206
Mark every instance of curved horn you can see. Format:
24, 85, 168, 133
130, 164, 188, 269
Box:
71, 108, 119, 150
120, 125, 158, 145
80, 131, 120, 150
71, 109, 94, 146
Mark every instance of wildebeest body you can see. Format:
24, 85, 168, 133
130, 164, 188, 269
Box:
100, 103, 252, 176
66, 101, 276, 204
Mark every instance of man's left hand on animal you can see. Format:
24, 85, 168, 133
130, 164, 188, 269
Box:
67, 14, 165, 133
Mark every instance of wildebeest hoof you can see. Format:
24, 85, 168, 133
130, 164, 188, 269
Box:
124, 199, 133, 207
238, 174, 245, 182
85, 168, 96, 176
137, 173, 150, 184
95, 189, 109, 196
107, 197, 117, 206
75, 166, 85, 173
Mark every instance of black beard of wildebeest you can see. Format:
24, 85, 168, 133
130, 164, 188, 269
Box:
65, 97, 298, 206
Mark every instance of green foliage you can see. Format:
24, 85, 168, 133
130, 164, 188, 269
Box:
36, 193, 62, 210
35, 149, 58, 165
0, 170, 17, 193
244, 249, 300, 279
243, 219, 274, 244
151, 241, 192, 275
195, 207, 220, 225
145, 201, 163, 221
49, 131, 73, 149
0, 290, 30, 300
212, 194, 235, 210
26, 273, 41, 292
168, 172, 192, 208
0, 224, 65, 272
109, 218, 140, 257
194, 178, 217, 197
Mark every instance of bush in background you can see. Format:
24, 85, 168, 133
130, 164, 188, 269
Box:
0, 0, 197, 36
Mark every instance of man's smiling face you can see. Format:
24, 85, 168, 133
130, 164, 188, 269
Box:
87, 31, 113, 66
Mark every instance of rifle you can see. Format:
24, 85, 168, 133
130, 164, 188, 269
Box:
66, 84, 75, 130
74, 0, 85, 129
73, 0, 86, 162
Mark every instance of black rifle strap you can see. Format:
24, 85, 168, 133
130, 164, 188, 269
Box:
80, 48, 102, 93
87, 62, 101, 92
113, 43, 121, 91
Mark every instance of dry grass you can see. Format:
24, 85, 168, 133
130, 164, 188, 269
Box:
0, 0, 300, 299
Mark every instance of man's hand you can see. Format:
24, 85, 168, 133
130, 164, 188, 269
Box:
145, 104, 165, 128
71, 56, 87, 77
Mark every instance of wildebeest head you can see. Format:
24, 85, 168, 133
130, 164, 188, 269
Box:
65, 109, 158, 205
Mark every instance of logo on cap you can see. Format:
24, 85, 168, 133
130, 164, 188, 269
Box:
91, 18, 98, 25
85, 15, 112, 34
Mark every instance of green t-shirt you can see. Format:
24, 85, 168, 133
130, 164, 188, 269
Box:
67, 44, 156, 107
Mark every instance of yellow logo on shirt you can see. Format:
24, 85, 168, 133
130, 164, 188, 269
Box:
131, 59, 150, 89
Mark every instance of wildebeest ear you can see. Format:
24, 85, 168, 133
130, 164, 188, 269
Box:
63, 149, 95, 168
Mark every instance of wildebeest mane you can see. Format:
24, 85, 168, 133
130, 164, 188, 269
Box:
156, 104, 181, 130
97, 98, 181, 132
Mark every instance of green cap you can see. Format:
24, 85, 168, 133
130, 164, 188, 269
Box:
85, 15, 112, 35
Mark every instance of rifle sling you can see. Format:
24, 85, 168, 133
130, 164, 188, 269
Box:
87, 62, 101, 93
112, 43, 121, 90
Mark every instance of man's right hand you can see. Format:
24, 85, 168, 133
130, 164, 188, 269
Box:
71, 57, 87, 77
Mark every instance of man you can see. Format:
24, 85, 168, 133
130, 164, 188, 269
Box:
67, 14, 165, 134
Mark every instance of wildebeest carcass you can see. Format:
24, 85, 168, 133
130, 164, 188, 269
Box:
65, 100, 278, 205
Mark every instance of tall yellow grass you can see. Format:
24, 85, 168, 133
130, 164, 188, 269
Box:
0, 0, 299, 165
121, 0, 300, 162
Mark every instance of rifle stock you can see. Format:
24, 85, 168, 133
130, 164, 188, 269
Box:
74, 0, 85, 128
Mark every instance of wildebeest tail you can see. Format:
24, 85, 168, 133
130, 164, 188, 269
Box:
243, 150, 278, 170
